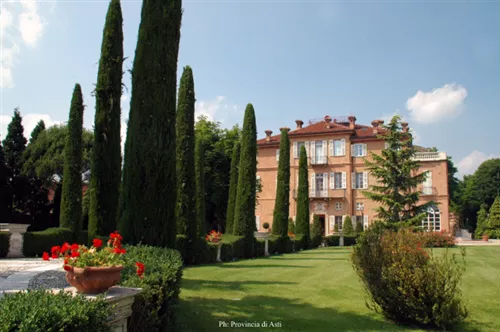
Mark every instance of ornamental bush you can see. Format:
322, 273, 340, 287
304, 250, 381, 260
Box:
418, 230, 456, 248
0, 289, 111, 332
23, 227, 74, 257
120, 245, 183, 332
310, 215, 323, 248
0, 232, 10, 257
323, 235, 340, 246
351, 223, 468, 330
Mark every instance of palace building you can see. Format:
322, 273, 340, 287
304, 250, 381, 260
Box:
255, 115, 452, 236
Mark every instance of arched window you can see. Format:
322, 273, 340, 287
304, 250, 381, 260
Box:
422, 206, 441, 231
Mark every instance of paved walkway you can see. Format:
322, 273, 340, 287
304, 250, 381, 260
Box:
0, 259, 62, 295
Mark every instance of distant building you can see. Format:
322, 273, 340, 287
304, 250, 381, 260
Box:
256, 115, 451, 235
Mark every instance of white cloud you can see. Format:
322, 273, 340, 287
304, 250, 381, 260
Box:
195, 95, 242, 125
0, 113, 62, 141
406, 83, 468, 124
457, 150, 499, 178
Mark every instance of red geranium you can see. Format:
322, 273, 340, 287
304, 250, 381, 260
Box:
70, 251, 80, 258
92, 238, 103, 248
42, 252, 50, 261
136, 262, 145, 278
61, 242, 70, 253
70, 243, 79, 251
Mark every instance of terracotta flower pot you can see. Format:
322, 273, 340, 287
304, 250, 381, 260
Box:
482, 234, 489, 242
65, 265, 123, 294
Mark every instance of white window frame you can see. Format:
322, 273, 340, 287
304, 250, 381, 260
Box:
335, 202, 343, 211
422, 207, 441, 231
256, 216, 260, 231
330, 172, 347, 189
352, 172, 368, 189
352, 143, 367, 157
363, 215, 369, 230
356, 202, 364, 211
256, 175, 261, 193
335, 216, 344, 231
310, 173, 328, 197
422, 170, 432, 195
329, 216, 335, 233
332, 139, 346, 156
293, 141, 307, 159
276, 149, 280, 162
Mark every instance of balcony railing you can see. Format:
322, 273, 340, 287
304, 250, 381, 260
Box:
421, 186, 437, 196
310, 156, 327, 165
309, 190, 329, 198
413, 152, 447, 161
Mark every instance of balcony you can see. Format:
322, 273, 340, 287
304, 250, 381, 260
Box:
310, 156, 328, 165
309, 190, 329, 198
413, 152, 447, 161
421, 186, 437, 196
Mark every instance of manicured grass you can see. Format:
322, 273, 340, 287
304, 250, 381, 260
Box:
177, 246, 500, 332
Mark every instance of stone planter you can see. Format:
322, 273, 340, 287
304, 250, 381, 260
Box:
0, 223, 30, 258
216, 243, 222, 262
65, 265, 123, 294
254, 232, 271, 256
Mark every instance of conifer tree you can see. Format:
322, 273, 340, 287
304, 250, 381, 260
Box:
2, 109, 27, 177
288, 217, 295, 234
355, 219, 364, 233
487, 196, 500, 231
474, 204, 489, 238
226, 141, 240, 234
29, 120, 46, 144
0, 143, 11, 222
119, 0, 182, 247
272, 128, 290, 237
363, 115, 431, 228
233, 104, 257, 257
88, 0, 123, 241
343, 216, 354, 235
310, 214, 322, 248
176, 66, 197, 262
195, 136, 206, 237
60, 84, 85, 235
295, 145, 310, 247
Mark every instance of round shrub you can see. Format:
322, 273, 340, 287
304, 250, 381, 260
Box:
351, 223, 468, 330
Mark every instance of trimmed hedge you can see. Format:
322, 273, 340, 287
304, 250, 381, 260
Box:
120, 245, 183, 332
324, 235, 340, 246
0, 289, 111, 332
23, 228, 74, 257
0, 232, 10, 257
344, 235, 359, 246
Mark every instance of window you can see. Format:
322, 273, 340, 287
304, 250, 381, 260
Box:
256, 216, 261, 231
311, 140, 327, 164
356, 202, 364, 211
352, 172, 368, 189
422, 171, 432, 195
422, 207, 441, 231
293, 141, 307, 158
329, 139, 346, 156
335, 216, 343, 231
355, 215, 363, 225
352, 144, 367, 157
335, 202, 343, 211
310, 173, 328, 197
276, 149, 279, 161
330, 172, 347, 189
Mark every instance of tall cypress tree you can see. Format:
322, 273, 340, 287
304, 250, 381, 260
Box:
0, 143, 11, 222
29, 120, 46, 144
195, 136, 206, 238
272, 128, 290, 237
119, 0, 182, 247
233, 104, 257, 257
60, 84, 85, 235
88, 0, 124, 241
2, 109, 27, 177
176, 66, 197, 262
295, 145, 310, 247
363, 115, 430, 228
226, 141, 240, 234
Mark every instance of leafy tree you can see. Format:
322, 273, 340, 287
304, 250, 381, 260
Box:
22, 125, 93, 185
225, 141, 240, 234
474, 204, 489, 238
233, 104, 257, 257
310, 214, 322, 248
295, 145, 310, 247
60, 84, 85, 236
355, 219, 364, 233
88, 0, 124, 240
29, 120, 46, 144
272, 128, 290, 237
2, 109, 27, 177
487, 196, 500, 232
195, 136, 206, 237
288, 217, 295, 234
175, 66, 197, 262
363, 115, 431, 228
119, 0, 182, 247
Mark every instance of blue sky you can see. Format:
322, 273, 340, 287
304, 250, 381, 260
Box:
1, 0, 499, 178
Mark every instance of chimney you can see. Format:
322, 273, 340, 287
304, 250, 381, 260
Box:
371, 120, 380, 135
295, 120, 304, 130
280, 127, 291, 133
324, 115, 332, 128
348, 116, 357, 129
265, 130, 273, 142
401, 122, 409, 133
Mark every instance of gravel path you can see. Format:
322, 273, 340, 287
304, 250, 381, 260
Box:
28, 270, 69, 290
0, 266, 35, 279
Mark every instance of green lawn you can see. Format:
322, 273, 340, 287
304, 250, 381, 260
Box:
177, 246, 500, 332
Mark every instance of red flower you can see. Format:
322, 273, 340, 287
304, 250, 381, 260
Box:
61, 242, 70, 253
70, 251, 80, 258
70, 243, 79, 251
51, 246, 61, 254
110, 231, 123, 241
42, 252, 50, 261
92, 238, 103, 248
51, 252, 58, 259
136, 262, 145, 278
113, 247, 126, 254
63, 265, 71, 272
63, 256, 69, 264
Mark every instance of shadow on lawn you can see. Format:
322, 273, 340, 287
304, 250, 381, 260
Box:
181, 279, 296, 291
177, 294, 405, 332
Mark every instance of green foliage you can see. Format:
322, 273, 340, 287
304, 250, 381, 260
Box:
343, 216, 354, 235
233, 104, 257, 257
310, 214, 323, 248
119, 0, 182, 248
0, 232, 10, 257
487, 196, 500, 230
120, 245, 183, 331
22, 125, 93, 184
363, 115, 430, 227
344, 235, 359, 246
288, 218, 295, 234
334, 223, 339, 232
474, 204, 489, 238
0, 289, 111, 332
272, 128, 290, 237
351, 225, 468, 329
88, 0, 123, 241
0, 143, 10, 222
176, 66, 197, 263
225, 141, 240, 234
295, 145, 310, 248
417, 230, 456, 248
323, 235, 340, 246
60, 84, 85, 236
2, 108, 27, 177
29, 120, 46, 144
195, 136, 207, 238
355, 220, 363, 233
22, 227, 74, 257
